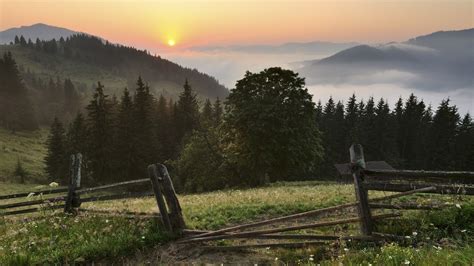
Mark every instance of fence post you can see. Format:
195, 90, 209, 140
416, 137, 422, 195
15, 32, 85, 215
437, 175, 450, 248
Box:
349, 144, 373, 235
157, 163, 185, 231
148, 164, 173, 232
64, 153, 82, 214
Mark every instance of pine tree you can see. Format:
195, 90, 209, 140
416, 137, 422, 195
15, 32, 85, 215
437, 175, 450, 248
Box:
114, 88, 136, 181
176, 79, 200, 146
455, 114, 474, 170
86, 82, 114, 184
201, 98, 213, 125
0, 52, 38, 131
212, 97, 223, 126
66, 113, 87, 155
373, 98, 398, 163
426, 99, 460, 170
345, 94, 359, 147
14, 36, 20, 44
19, 35, 27, 46
131, 76, 157, 179
45, 117, 67, 182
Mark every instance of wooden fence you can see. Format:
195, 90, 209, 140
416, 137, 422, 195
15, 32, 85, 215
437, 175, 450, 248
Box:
0, 153, 185, 234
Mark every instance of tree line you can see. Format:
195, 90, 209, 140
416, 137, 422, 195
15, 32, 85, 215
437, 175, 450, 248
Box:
45, 67, 474, 192
45, 76, 223, 186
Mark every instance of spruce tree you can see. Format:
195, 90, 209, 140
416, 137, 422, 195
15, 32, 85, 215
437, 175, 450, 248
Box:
131, 77, 157, 179
45, 117, 67, 182
86, 82, 114, 184
201, 98, 213, 125
114, 88, 136, 181
212, 97, 223, 126
455, 114, 474, 170
176, 79, 200, 146
426, 99, 460, 170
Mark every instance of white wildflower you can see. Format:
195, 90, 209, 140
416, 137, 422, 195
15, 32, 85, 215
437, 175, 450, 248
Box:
405, 236, 411, 239
412, 232, 418, 236
404, 260, 410, 265
49, 182, 59, 188
275, 257, 279, 261
344, 248, 349, 252
105, 219, 109, 223
141, 236, 146, 239
309, 257, 314, 261
461, 229, 467, 233
455, 204, 461, 209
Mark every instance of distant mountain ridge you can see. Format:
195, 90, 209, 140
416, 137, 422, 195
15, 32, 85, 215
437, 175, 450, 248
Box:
0, 24, 228, 100
0, 23, 80, 44
191, 41, 358, 56
298, 28, 474, 91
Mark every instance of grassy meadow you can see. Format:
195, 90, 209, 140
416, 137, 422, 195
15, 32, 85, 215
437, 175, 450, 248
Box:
0, 128, 48, 182
1, 181, 473, 264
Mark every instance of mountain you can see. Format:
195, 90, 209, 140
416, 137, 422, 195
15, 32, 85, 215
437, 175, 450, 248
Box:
0, 26, 228, 100
298, 29, 474, 91
191, 41, 358, 56
0, 23, 79, 44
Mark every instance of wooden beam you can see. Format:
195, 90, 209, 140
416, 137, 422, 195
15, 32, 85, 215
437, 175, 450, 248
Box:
179, 213, 400, 243
157, 164, 186, 231
364, 182, 474, 195
148, 164, 173, 232
0, 188, 68, 200
363, 169, 474, 184
186, 186, 434, 240
201, 241, 327, 250
350, 144, 373, 235
76, 178, 150, 195
369, 203, 443, 210
0, 196, 65, 209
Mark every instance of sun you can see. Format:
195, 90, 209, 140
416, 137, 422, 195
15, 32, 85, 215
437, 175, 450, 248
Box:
168, 39, 176, 47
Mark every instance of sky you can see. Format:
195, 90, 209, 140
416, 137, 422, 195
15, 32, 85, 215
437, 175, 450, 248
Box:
1, 0, 473, 50
1, 0, 473, 113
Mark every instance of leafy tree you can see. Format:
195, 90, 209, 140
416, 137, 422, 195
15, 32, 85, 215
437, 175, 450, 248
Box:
224, 67, 323, 185
45, 117, 67, 182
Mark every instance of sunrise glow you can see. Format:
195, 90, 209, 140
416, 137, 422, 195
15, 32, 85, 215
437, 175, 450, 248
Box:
168, 39, 176, 47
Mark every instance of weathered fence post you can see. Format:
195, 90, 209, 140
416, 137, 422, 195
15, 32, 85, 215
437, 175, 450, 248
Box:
148, 164, 173, 232
64, 153, 82, 214
350, 144, 373, 235
157, 164, 186, 231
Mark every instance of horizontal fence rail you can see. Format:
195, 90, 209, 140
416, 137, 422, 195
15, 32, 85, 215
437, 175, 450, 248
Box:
363, 169, 474, 184
0, 187, 68, 200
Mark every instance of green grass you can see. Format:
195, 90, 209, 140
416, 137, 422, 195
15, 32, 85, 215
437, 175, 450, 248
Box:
1, 181, 473, 264
0, 127, 48, 182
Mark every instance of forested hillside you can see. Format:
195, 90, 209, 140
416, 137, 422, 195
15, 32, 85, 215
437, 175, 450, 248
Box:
0, 34, 228, 126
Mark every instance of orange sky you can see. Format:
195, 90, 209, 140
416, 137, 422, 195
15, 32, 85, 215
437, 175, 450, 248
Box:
0, 0, 472, 50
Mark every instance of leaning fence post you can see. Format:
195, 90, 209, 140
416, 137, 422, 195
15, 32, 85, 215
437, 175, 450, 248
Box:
350, 144, 373, 235
64, 153, 81, 214
157, 163, 185, 231
148, 164, 173, 232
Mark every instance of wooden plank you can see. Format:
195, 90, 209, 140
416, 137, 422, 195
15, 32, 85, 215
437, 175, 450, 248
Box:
179, 213, 400, 243
75, 178, 150, 195
201, 241, 327, 250
350, 144, 373, 236
0, 188, 68, 200
186, 186, 435, 240
0, 196, 65, 209
369, 203, 443, 210
364, 182, 474, 195
1, 204, 65, 216
363, 169, 474, 184
156, 164, 185, 231
79, 192, 154, 203
64, 154, 78, 213
148, 164, 173, 232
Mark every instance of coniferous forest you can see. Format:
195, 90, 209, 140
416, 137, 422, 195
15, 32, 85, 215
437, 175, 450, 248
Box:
1, 51, 473, 192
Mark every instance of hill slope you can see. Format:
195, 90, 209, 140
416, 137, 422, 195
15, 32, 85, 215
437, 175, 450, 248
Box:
0, 128, 48, 181
298, 28, 474, 91
0, 32, 228, 100
0, 23, 80, 44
